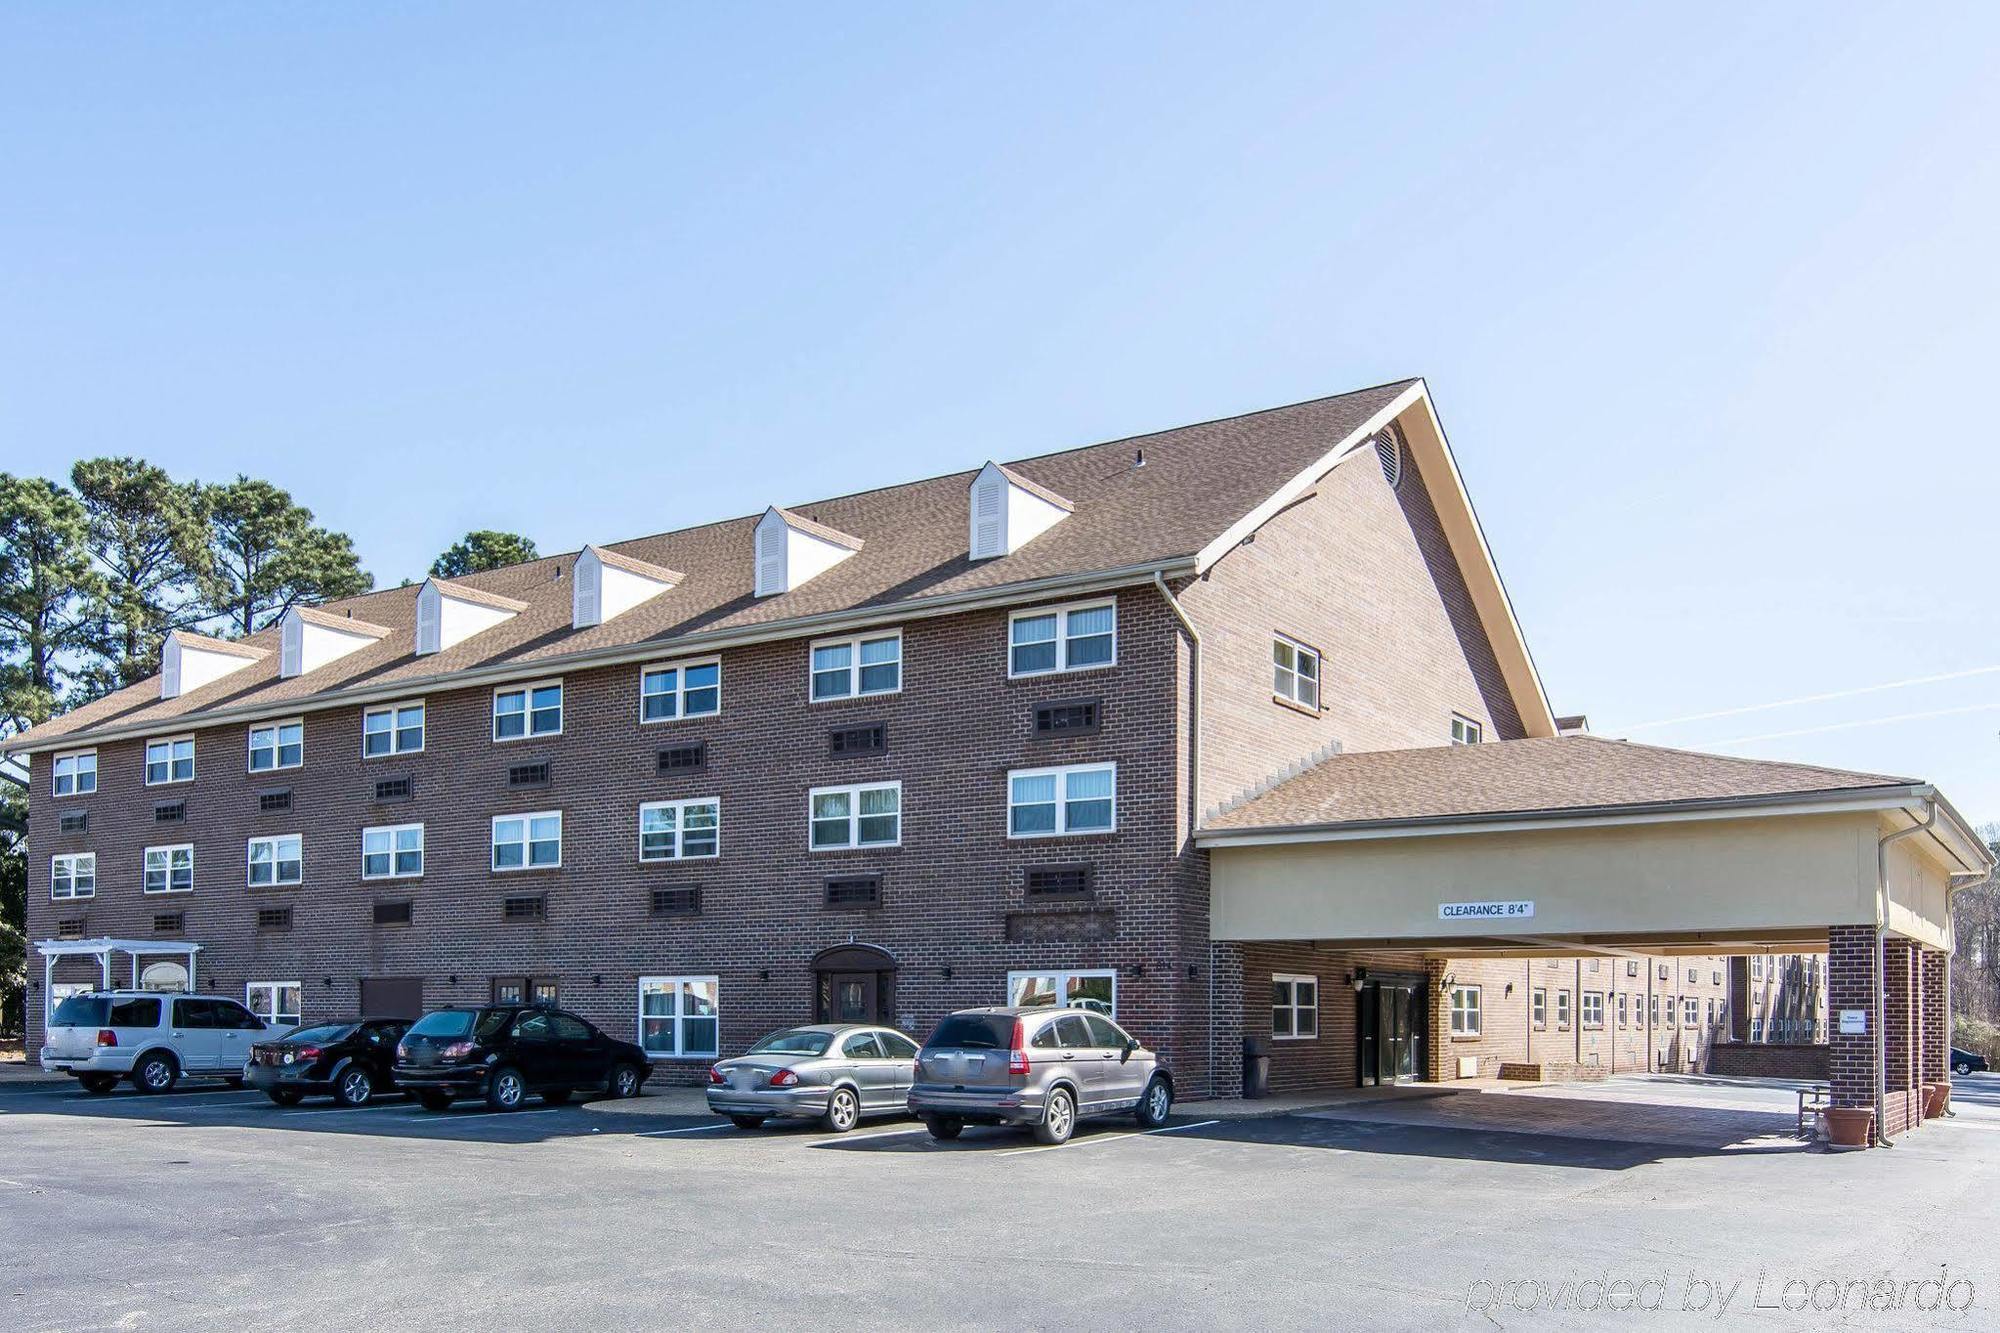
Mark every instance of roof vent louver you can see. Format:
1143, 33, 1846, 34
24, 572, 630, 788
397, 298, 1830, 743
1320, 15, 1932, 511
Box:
571, 546, 681, 630
1374, 428, 1403, 489
279, 606, 391, 678
968, 462, 1072, 560
752, 507, 862, 597
414, 577, 528, 656
159, 630, 266, 700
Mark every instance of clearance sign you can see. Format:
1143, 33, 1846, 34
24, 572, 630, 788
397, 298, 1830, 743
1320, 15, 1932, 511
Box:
1438, 900, 1535, 922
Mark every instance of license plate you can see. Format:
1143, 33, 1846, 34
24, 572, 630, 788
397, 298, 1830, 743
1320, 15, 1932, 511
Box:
965, 1055, 984, 1074
732, 1070, 755, 1090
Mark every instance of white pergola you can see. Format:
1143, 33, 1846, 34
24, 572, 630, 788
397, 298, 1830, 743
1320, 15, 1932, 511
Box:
37, 937, 202, 1026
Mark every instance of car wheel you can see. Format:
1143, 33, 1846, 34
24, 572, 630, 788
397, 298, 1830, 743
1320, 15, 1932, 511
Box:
1955, 1062, 1972, 1076
609, 1063, 643, 1099
267, 1088, 305, 1107
728, 1115, 766, 1130
823, 1086, 861, 1133
1031, 1088, 1076, 1146
131, 1052, 178, 1095
416, 1090, 454, 1112
334, 1066, 375, 1108
485, 1066, 527, 1112
541, 1087, 573, 1105
925, 1116, 964, 1141
77, 1073, 118, 1095
1135, 1076, 1172, 1128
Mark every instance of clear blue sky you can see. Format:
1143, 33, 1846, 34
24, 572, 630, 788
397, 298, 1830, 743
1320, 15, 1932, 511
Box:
4, 6, 1996, 822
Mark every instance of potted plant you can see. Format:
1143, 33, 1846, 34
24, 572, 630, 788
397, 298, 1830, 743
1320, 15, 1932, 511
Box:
1924, 1082, 1949, 1118
1825, 1105, 1874, 1148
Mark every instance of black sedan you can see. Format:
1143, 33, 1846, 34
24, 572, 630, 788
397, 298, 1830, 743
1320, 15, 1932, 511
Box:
246, 1018, 411, 1107
1951, 1047, 1989, 1076
393, 1005, 651, 1111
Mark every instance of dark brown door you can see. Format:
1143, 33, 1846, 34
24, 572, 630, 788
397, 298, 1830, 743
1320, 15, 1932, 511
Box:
826, 972, 881, 1024
359, 977, 424, 1020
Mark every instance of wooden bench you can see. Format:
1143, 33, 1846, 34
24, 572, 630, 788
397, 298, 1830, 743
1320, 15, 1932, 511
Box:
1797, 1084, 1832, 1138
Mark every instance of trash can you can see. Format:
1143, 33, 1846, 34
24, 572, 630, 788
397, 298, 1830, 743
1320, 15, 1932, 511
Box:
1243, 1035, 1270, 1099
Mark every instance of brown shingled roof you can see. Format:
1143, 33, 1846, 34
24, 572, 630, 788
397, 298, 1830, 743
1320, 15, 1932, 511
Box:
588, 547, 683, 584
169, 630, 268, 659
428, 578, 530, 613
294, 606, 392, 638
768, 506, 864, 551
1204, 734, 1917, 833
992, 463, 1074, 512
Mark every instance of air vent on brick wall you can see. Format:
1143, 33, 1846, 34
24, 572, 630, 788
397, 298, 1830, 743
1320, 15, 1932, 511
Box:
56, 916, 87, 940
657, 743, 706, 774
154, 800, 186, 824
1033, 699, 1099, 736
650, 886, 701, 917
372, 900, 413, 926
259, 790, 292, 814
508, 761, 552, 788
58, 811, 88, 834
256, 907, 292, 932
828, 723, 886, 759
503, 895, 547, 922
374, 777, 413, 802
824, 875, 881, 910
1374, 429, 1402, 488
152, 911, 184, 935
1024, 865, 1092, 898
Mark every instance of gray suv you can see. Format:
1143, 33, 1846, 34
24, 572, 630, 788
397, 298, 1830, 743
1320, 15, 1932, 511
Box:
910, 1006, 1173, 1145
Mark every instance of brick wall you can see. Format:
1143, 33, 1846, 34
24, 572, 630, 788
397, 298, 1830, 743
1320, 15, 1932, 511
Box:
1827, 924, 1875, 1113
1706, 1043, 1829, 1080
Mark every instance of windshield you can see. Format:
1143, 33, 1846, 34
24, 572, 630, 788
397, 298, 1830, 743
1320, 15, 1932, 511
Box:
406, 1011, 476, 1039
51, 996, 107, 1027
927, 1014, 1015, 1050
281, 1023, 355, 1045
749, 1029, 832, 1056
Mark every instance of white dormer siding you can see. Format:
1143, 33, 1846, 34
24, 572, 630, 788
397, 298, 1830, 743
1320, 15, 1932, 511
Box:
159, 631, 266, 700
414, 578, 528, 656
968, 462, 1072, 559
572, 546, 682, 630
279, 607, 391, 678
753, 507, 862, 598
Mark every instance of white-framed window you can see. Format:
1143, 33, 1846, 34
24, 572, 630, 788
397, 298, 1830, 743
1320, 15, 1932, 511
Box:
1531, 986, 1547, 1029
1450, 714, 1482, 745
363, 701, 425, 757
1272, 974, 1319, 1039
51, 853, 96, 901
1751, 1018, 1764, 1041
1617, 992, 1629, 1026
247, 719, 304, 772
492, 811, 561, 870
1008, 599, 1116, 677
494, 680, 563, 741
362, 823, 424, 880
1007, 968, 1117, 1015
144, 736, 194, 785
1686, 967, 1697, 984
52, 749, 97, 796
1683, 996, 1699, 1026
808, 781, 901, 850
1007, 762, 1115, 837
1582, 991, 1604, 1029
1752, 956, 1763, 978
143, 844, 194, 895
640, 657, 721, 723
1555, 989, 1572, 1029
638, 976, 719, 1059
1650, 994, 1660, 1024
245, 981, 302, 1028
247, 835, 303, 887
1272, 635, 1321, 709
1449, 985, 1482, 1037
809, 630, 902, 701
639, 798, 720, 861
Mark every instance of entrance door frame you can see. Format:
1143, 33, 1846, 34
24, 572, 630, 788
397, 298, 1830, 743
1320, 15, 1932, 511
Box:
811, 943, 897, 1025
1356, 970, 1429, 1087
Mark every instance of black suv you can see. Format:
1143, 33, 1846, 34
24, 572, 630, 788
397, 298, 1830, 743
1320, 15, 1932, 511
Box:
393, 1005, 651, 1111
246, 1018, 411, 1107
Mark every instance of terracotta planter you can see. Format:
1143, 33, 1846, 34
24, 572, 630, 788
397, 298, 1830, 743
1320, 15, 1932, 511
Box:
1825, 1106, 1874, 1148
1924, 1082, 1949, 1118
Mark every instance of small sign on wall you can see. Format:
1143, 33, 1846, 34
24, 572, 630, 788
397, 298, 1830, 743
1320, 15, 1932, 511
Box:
1839, 1008, 1868, 1035
1438, 900, 1535, 922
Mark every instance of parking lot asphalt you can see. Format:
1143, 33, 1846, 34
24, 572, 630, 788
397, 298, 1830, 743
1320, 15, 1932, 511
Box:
6, 1072, 2000, 1331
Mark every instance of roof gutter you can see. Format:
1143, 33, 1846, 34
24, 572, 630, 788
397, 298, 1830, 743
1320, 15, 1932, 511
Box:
4, 556, 1197, 758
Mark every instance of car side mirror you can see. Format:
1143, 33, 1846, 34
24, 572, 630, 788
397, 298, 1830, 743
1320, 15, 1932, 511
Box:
1124, 1037, 1141, 1060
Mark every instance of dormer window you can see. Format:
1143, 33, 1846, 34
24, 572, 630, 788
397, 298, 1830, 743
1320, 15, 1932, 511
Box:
280, 606, 390, 678
753, 507, 862, 597
572, 546, 681, 630
969, 461, 1071, 559
160, 630, 266, 699
415, 578, 528, 656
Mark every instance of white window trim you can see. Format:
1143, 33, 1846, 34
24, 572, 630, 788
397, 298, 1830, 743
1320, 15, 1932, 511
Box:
807, 629, 904, 703
491, 810, 563, 872
1581, 991, 1604, 1029
51, 852, 96, 901
143, 843, 195, 895
361, 700, 426, 758
1005, 968, 1119, 1016
638, 797, 722, 862
1272, 634, 1322, 710
245, 981, 302, 1027
1271, 973, 1319, 1041
807, 781, 902, 851
1006, 761, 1117, 839
1449, 984, 1482, 1038
1007, 598, 1118, 679
361, 822, 426, 881
246, 717, 305, 773
636, 975, 720, 1060
1451, 713, 1483, 745
143, 734, 196, 786
1555, 989, 1572, 1028
1530, 986, 1547, 1030
492, 679, 564, 743
246, 835, 303, 887
638, 655, 723, 726
52, 748, 98, 797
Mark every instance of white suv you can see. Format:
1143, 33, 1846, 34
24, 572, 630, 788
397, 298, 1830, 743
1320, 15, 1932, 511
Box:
41, 991, 288, 1094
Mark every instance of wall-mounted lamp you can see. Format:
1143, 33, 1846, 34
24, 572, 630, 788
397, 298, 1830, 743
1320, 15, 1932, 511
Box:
1504, 982, 1514, 997
321, 977, 333, 987
1186, 964, 1199, 981
759, 969, 770, 983
1438, 972, 1456, 995
1133, 962, 1146, 979
941, 965, 953, 979
448, 975, 459, 986
1347, 967, 1368, 994
593, 974, 603, 986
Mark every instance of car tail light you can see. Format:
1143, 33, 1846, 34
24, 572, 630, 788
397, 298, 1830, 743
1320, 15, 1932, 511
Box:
768, 1068, 799, 1088
295, 1046, 322, 1062
707, 1066, 727, 1085
439, 1040, 476, 1060
96, 1029, 116, 1048
1008, 1019, 1030, 1076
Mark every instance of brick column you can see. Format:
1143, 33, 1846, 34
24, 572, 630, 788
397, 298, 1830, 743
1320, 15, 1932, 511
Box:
1882, 940, 1919, 1135
1424, 957, 1449, 1081
1923, 949, 1949, 1091
1827, 925, 1875, 1116
1207, 941, 1245, 1100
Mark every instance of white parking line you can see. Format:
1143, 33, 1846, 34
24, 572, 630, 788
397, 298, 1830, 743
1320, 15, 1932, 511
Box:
994, 1119, 1222, 1157
398, 1108, 563, 1123
61, 1089, 262, 1105
833, 1126, 932, 1144
636, 1123, 733, 1137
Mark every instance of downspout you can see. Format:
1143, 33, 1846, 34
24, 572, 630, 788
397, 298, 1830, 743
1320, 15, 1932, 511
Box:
1874, 799, 1937, 1147
1153, 574, 1210, 1091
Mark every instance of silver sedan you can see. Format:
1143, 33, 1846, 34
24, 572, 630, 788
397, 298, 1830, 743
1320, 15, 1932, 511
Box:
706, 1024, 922, 1132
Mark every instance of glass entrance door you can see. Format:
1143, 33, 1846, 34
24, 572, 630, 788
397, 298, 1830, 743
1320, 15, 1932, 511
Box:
1358, 981, 1426, 1086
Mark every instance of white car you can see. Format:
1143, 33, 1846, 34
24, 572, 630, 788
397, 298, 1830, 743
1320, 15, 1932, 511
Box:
41, 991, 288, 1094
